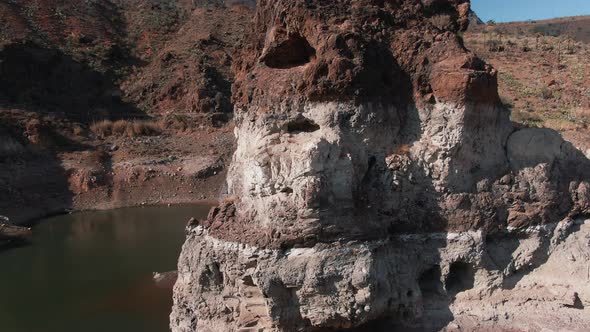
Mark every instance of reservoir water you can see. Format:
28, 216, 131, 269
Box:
0, 204, 211, 332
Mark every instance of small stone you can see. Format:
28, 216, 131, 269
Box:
447, 322, 461, 330
499, 174, 512, 185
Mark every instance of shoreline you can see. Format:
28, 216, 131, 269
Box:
16, 198, 220, 228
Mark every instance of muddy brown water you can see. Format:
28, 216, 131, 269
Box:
0, 204, 211, 332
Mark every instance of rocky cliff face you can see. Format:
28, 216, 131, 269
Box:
171, 1, 590, 331
0, 0, 253, 223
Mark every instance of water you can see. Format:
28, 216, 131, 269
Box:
0, 204, 211, 332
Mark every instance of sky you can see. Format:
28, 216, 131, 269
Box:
471, 0, 590, 23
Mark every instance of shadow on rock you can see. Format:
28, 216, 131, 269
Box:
0, 42, 144, 124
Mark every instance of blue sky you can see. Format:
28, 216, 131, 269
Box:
471, 0, 590, 23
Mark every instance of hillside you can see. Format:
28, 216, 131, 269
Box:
469, 15, 590, 43
0, 0, 255, 223
464, 15, 590, 152
0, 0, 255, 122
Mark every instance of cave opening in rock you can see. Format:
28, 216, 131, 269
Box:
286, 116, 320, 134
261, 33, 316, 69
242, 275, 256, 286
445, 261, 475, 293
419, 265, 443, 298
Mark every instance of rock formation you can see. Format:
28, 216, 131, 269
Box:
468, 9, 484, 27
171, 0, 590, 331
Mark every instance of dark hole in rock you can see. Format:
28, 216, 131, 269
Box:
406, 290, 414, 298
244, 320, 259, 327
419, 265, 444, 297
199, 262, 223, 288
401, 309, 412, 320
334, 316, 394, 332
362, 156, 378, 183
445, 261, 475, 293
368, 156, 377, 168
242, 275, 256, 287
261, 33, 316, 69
286, 117, 320, 134
280, 186, 293, 194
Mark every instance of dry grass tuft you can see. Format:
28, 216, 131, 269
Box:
222, 196, 239, 204
90, 119, 163, 138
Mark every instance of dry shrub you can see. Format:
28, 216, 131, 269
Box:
112, 120, 127, 135
131, 121, 162, 136
540, 86, 554, 100
486, 39, 505, 52
90, 119, 163, 138
90, 120, 113, 137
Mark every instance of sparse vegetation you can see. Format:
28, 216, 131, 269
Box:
521, 39, 531, 52
90, 119, 163, 138
484, 33, 505, 52
540, 86, 553, 100
465, 21, 590, 136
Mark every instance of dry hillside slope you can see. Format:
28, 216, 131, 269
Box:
465, 15, 590, 152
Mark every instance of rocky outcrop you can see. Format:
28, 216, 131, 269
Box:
468, 9, 484, 27
171, 0, 590, 331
